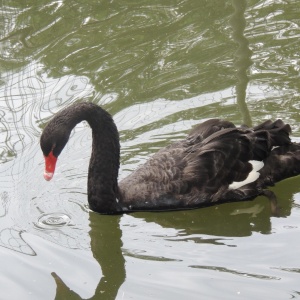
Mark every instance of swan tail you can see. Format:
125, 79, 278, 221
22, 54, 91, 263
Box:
260, 143, 300, 185
252, 119, 291, 147
242, 119, 291, 161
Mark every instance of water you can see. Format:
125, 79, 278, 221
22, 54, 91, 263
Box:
1, 0, 300, 299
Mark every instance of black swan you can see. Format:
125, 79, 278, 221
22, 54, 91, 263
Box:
40, 102, 300, 214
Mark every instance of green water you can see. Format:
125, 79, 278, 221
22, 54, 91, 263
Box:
1, 0, 300, 299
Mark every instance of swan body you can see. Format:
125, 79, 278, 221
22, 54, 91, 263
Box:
40, 102, 300, 214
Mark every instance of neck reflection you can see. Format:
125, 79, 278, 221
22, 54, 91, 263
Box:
52, 213, 125, 300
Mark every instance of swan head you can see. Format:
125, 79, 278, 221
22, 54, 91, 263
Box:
40, 118, 72, 181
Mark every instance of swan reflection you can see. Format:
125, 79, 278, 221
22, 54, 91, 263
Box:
52, 214, 125, 300
51, 175, 297, 298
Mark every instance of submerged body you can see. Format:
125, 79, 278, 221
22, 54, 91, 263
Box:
40, 102, 300, 214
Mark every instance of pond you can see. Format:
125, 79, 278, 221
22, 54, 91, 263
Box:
1, 0, 300, 299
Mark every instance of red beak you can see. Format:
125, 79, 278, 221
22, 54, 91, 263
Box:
44, 151, 57, 181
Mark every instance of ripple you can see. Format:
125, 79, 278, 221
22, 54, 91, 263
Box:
123, 248, 181, 262
34, 212, 71, 229
190, 265, 281, 281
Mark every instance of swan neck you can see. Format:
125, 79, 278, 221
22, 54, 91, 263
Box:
73, 103, 121, 213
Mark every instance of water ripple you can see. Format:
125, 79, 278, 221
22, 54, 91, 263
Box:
0, 62, 94, 164
190, 265, 281, 281
34, 212, 72, 230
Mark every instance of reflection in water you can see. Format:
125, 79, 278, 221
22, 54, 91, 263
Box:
0, 62, 94, 165
89, 214, 125, 300
230, 0, 252, 126
52, 214, 125, 300
0, 192, 35, 255
0, 228, 36, 256
50, 175, 298, 298
133, 198, 279, 240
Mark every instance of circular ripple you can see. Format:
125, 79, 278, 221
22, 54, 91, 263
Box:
35, 213, 71, 229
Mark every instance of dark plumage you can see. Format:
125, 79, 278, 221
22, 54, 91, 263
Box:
40, 102, 300, 214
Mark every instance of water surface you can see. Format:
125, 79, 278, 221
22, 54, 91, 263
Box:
1, 0, 300, 299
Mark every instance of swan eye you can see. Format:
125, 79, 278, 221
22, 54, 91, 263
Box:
51, 143, 68, 159
40, 140, 53, 157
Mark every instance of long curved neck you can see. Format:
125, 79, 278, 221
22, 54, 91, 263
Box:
68, 102, 121, 213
